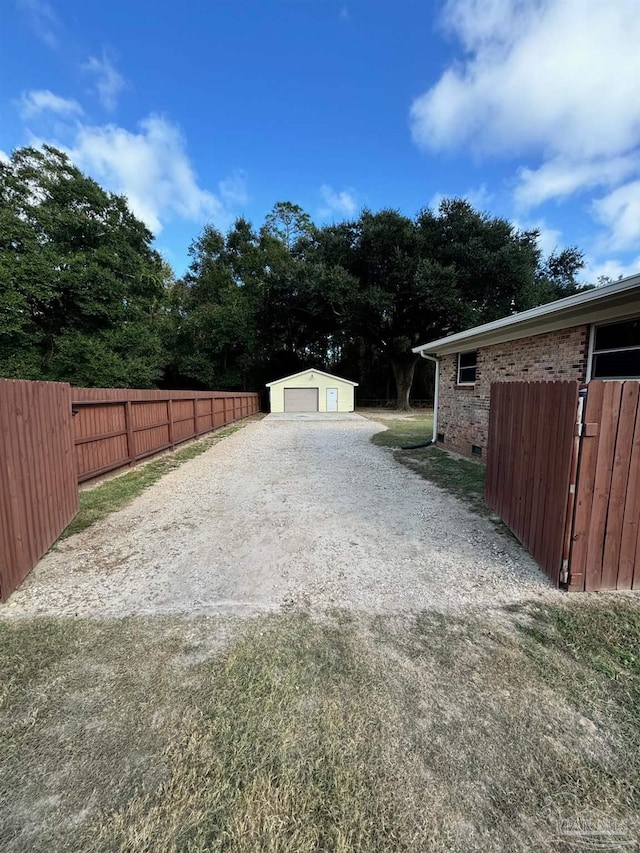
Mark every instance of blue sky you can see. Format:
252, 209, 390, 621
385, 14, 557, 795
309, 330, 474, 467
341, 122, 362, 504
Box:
2, 0, 640, 281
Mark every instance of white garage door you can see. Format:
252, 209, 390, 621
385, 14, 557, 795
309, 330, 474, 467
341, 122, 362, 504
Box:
284, 388, 319, 412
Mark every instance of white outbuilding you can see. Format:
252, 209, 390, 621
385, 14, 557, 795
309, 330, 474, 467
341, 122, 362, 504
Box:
266, 369, 358, 413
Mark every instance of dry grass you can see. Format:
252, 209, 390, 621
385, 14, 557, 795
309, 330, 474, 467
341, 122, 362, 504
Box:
1, 599, 640, 852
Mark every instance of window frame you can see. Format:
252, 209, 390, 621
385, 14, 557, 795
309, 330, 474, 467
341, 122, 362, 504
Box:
457, 350, 478, 386
588, 316, 640, 380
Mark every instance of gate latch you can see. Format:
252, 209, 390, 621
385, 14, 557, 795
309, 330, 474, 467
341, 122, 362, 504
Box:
575, 422, 598, 437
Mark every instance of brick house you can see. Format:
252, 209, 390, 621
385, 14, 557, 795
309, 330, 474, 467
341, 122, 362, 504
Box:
412, 272, 640, 461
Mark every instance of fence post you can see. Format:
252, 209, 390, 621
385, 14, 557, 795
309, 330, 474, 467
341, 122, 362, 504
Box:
124, 400, 135, 465
192, 396, 197, 437
167, 397, 174, 448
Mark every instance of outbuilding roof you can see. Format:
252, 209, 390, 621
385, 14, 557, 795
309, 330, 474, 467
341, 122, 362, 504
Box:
412, 271, 640, 357
265, 369, 359, 387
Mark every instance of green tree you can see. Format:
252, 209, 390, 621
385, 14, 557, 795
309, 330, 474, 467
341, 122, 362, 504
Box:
0, 145, 169, 387
263, 201, 314, 250
164, 220, 261, 389
253, 208, 356, 380
316, 200, 556, 409
532, 246, 588, 303
166, 197, 586, 406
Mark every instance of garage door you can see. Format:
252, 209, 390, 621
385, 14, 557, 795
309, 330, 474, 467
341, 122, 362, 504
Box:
284, 388, 319, 412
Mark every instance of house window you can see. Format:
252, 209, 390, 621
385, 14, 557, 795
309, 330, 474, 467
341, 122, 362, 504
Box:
591, 318, 640, 379
457, 351, 477, 385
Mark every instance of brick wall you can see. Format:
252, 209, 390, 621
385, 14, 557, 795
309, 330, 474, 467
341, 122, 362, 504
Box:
437, 324, 589, 461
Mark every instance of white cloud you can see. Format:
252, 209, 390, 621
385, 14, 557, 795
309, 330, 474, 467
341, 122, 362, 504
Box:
428, 191, 445, 212
83, 52, 126, 111
15, 0, 60, 48
218, 170, 248, 207
411, 0, 640, 161
582, 255, 640, 284
67, 115, 225, 234
514, 155, 640, 208
0, 150, 10, 164
319, 184, 359, 218
410, 0, 640, 259
19, 89, 83, 119
464, 184, 492, 210
592, 180, 640, 251
428, 185, 492, 213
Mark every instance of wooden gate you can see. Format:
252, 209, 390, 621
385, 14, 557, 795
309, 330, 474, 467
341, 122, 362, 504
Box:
486, 380, 640, 591
568, 381, 640, 592
485, 381, 579, 586
0, 380, 78, 602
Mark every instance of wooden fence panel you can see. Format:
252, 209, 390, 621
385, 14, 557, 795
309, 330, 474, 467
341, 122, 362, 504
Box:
601, 382, 638, 588
485, 381, 579, 586
618, 390, 640, 589
1, 381, 260, 602
71, 389, 260, 483
0, 380, 78, 602
569, 381, 640, 591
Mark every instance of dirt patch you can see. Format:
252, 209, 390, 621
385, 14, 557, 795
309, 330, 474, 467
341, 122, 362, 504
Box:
1, 415, 552, 619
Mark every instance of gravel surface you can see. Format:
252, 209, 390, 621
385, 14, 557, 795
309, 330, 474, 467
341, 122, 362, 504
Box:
1, 414, 554, 619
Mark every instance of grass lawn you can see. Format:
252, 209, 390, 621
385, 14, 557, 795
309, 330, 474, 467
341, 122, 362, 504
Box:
367, 412, 487, 514
365, 411, 434, 448
61, 415, 264, 539
1, 602, 640, 851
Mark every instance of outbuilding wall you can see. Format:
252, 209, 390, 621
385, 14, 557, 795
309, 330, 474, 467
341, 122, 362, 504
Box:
437, 324, 589, 460
269, 371, 356, 413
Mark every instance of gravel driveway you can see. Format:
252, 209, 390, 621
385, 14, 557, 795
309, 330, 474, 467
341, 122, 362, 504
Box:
2, 414, 552, 618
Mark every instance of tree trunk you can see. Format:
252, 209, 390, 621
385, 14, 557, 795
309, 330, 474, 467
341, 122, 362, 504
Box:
390, 356, 419, 411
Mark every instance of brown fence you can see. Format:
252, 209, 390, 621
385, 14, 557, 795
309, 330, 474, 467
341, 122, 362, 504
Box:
486, 380, 640, 592
72, 389, 261, 483
485, 381, 579, 587
1, 380, 260, 602
569, 381, 640, 592
0, 380, 78, 602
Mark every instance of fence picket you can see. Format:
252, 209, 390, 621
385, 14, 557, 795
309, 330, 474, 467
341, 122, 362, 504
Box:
584, 382, 623, 591
618, 388, 640, 589
601, 383, 639, 588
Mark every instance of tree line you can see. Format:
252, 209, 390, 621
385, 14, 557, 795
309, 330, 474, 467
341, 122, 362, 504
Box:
0, 145, 587, 407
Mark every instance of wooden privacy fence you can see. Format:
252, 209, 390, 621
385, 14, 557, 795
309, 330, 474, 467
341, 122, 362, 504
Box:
569, 380, 640, 592
486, 380, 640, 592
1, 379, 260, 602
485, 381, 579, 588
72, 389, 261, 483
0, 380, 78, 602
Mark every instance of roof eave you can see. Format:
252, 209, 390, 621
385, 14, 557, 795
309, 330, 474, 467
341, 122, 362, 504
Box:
265, 368, 359, 387
413, 273, 640, 356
